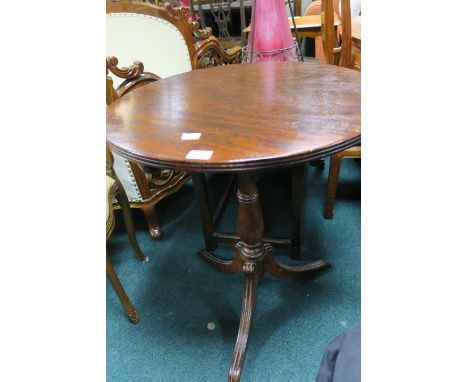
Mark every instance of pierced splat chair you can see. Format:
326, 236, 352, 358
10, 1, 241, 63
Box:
321, 0, 361, 219
106, 149, 148, 324
106, 1, 241, 238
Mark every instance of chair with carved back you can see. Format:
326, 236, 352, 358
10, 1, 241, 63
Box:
321, 0, 361, 219
106, 56, 190, 239
106, 147, 148, 324
106, 1, 241, 80
106, 1, 242, 238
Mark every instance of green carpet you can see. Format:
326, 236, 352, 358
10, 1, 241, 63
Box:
107, 158, 360, 382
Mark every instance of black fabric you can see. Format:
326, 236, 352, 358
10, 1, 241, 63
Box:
316, 325, 361, 382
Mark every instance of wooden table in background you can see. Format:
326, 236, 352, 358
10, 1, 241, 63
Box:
290, 15, 335, 38
107, 62, 361, 382
244, 15, 339, 39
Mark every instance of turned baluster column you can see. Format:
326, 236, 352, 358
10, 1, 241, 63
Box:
229, 171, 267, 382
236, 172, 265, 264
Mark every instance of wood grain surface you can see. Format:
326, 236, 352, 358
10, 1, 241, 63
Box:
106, 62, 361, 172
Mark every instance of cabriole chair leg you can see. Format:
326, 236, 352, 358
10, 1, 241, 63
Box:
106, 255, 140, 324
140, 203, 162, 240
115, 190, 149, 263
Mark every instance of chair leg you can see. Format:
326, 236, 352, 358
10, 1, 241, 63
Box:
192, 173, 217, 252
106, 255, 140, 324
325, 154, 343, 219
115, 191, 149, 263
140, 203, 162, 240
290, 164, 306, 260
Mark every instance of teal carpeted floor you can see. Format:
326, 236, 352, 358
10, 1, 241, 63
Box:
107, 158, 360, 382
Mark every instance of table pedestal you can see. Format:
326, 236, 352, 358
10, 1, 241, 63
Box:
198, 171, 331, 381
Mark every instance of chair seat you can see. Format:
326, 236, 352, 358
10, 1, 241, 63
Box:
341, 145, 361, 158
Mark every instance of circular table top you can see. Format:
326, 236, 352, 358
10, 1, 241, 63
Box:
106, 62, 360, 172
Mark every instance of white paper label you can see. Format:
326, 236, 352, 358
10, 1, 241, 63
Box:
186, 150, 213, 160
180, 132, 201, 141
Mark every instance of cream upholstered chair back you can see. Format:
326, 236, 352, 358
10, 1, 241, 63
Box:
106, 2, 199, 88
106, 1, 197, 202
107, 13, 192, 86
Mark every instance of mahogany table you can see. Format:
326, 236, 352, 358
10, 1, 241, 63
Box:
106, 62, 361, 382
